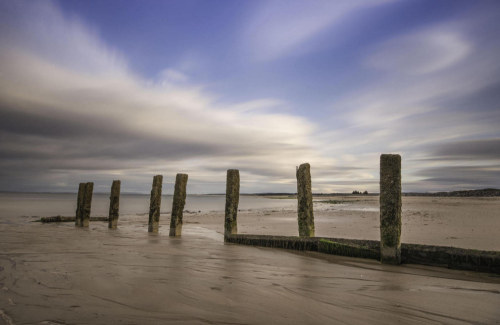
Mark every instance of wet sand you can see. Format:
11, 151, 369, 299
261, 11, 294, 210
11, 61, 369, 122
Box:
1, 196, 499, 324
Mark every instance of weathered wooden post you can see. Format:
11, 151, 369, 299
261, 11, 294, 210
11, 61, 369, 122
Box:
169, 173, 188, 236
297, 163, 315, 237
380, 154, 402, 264
75, 183, 85, 227
108, 180, 121, 229
81, 182, 94, 227
224, 169, 239, 237
148, 175, 163, 233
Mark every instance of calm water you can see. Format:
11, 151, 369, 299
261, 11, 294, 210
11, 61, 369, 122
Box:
0, 192, 296, 218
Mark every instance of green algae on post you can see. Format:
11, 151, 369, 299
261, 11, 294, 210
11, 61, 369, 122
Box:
148, 175, 163, 233
108, 180, 121, 229
380, 154, 402, 264
296, 163, 315, 237
81, 182, 94, 228
75, 182, 85, 227
224, 169, 239, 237
169, 173, 188, 237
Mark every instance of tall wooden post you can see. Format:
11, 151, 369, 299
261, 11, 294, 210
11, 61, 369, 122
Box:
169, 173, 188, 236
75, 183, 85, 227
380, 154, 402, 264
148, 175, 163, 233
81, 182, 94, 227
224, 169, 239, 237
297, 163, 315, 237
108, 180, 121, 229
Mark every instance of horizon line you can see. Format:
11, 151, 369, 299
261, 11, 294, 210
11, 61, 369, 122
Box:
1, 188, 498, 196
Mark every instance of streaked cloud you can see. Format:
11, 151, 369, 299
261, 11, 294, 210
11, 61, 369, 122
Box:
367, 27, 471, 75
0, 0, 499, 194
430, 139, 500, 160
0, 0, 324, 193
158, 68, 189, 84
243, 0, 392, 61
415, 165, 500, 190
315, 16, 500, 191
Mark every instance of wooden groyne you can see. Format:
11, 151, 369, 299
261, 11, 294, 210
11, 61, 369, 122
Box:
221, 155, 500, 274
148, 175, 163, 233
224, 169, 239, 236
224, 234, 500, 273
169, 173, 188, 236
223, 156, 404, 264
296, 163, 315, 237
108, 180, 121, 229
44, 153, 499, 274
379, 154, 402, 264
75, 182, 93, 227
40, 216, 108, 223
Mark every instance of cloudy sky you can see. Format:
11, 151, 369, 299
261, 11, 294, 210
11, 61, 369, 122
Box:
0, 0, 499, 194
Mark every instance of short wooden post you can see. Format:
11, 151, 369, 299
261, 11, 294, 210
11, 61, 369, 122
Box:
296, 163, 315, 237
380, 154, 402, 264
81, 182, 94, 227
108, 180, 121, 229
148, 175, 163, 233
75, 183, 85, 227
224, 169, 239, 237
169, 173, 188, 236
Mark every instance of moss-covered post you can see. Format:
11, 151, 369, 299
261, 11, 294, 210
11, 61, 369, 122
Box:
297, 163, 315, 237
169, 173, 188, 236
224, 169, 239, 237
81, 182, 94, 227
75, 183, 85, 227
108, 180, 121, 229
148, 175, 163, 233
380, 154, 402, 264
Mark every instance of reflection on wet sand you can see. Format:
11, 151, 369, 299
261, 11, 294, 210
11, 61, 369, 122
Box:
0, 211, 499, 324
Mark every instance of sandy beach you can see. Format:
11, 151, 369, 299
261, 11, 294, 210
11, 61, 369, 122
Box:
1, 195, 499, 324
236, 196, 500, 251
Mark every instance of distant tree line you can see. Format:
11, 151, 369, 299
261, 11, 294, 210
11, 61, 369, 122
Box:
352, 190, 368, 195
403, 188, 500, 197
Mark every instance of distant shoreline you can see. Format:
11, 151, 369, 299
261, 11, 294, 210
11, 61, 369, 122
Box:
0, 188, 498, 197
256, 188, 500, 197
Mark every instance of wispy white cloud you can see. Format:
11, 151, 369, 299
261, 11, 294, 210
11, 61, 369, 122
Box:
242, 0, 392, 61
0, 1, 127, 76
0, 0, 329, 193
315, 19, 500, 191
330, 20, 500, 128
157, 68, 189, 84
366, 26, 471, 75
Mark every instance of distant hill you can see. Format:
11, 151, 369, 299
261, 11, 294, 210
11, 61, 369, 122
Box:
404, 188, 500, 197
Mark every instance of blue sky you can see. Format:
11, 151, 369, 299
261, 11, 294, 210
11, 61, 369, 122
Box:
0, 0, 499, 193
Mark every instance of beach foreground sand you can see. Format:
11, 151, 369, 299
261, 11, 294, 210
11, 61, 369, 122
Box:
1, 196, 499, 324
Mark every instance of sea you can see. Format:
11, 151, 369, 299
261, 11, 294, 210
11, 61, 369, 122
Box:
0, 192, 297, 218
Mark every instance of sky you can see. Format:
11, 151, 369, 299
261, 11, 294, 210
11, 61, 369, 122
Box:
0, 0, 499, 194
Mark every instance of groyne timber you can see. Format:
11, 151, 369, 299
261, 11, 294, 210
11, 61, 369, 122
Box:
42, 154, 500, 274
